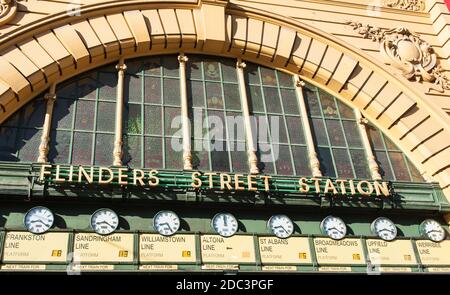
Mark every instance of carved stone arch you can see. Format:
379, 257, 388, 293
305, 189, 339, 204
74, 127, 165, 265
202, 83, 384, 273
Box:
0, 0, 449, 198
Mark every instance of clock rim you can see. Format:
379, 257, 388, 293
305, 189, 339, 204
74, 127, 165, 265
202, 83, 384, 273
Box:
153, 210, 180, 236
320, 215, 347, 240
370, 217, 397, 241
24, 206, 54, 234
419, 219, 446, 242
90, 208, 119, 235
267, 214, 294, 239
211, 212, 238, 237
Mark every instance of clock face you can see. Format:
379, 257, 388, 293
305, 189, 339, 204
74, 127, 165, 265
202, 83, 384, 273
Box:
371, 217, 397, 241
211, 213, 238, 237
267, 215, 294, 238
320, 216, 347, 240
420, 219, 446, 242
90, 208, 119, 235
24, 206, 54, 234
153, 211, 180, 236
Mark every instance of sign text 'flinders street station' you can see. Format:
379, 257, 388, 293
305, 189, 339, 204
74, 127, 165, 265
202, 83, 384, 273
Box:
39, 164, 392, 198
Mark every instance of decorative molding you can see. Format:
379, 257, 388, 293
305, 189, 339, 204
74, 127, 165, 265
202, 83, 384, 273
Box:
0, 0, 17, 26
383, 0, 425, 11
347, 22, 450, 94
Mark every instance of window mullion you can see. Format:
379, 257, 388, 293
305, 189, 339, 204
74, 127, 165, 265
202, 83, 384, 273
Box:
37, 84, 57, 163
354, 109, 382, 180
294, 75, 322, 177
236, 59, 259, 174
178, 53, 193, 170
113, 57, 126, 166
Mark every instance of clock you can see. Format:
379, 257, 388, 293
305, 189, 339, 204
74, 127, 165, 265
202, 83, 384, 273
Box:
371, 217, 397, 241
24, 206, 54, 234
419, 219, 446, 242
211, 213, 238, 237
90, 208, 119, 235
267, 214, 294, 238
153, 210, 180, 236
320, 215, 347, 240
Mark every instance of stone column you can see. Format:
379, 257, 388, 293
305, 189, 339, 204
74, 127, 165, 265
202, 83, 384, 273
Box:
294, 75, 322, 177
236, 59, 259, 174
354, 109, 382, 180
113, 58, 126, 166
37, 84, 57, 163
178, 53, 193, 170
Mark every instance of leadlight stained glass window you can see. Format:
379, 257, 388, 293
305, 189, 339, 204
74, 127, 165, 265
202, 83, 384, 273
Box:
246, 63, 310, 176
187, 56, 247, 172
122, 56, 182, 170
0, 97, 45, 162
305, 84, 370, 179
49, 66, 117, 165
366, 123, 424, 182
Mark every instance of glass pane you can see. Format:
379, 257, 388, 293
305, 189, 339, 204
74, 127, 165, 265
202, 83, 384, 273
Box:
277, 71, 294, 88
263, 87, 282, 113
72, 132, 92, 165
311, 118, 328, 146
248, 85, 264, 113
350, 149, 371, 179
144, 137, 163, 168
125, 103, 142, 135
78, 75, 97, 100
274, 144, 294, 175
325, 120, 346, 146
245, 63, 260, 85
74, 100, 95, 130
126, 74, 141, 103
96, 102, 116, 132
292, 145, 310, 176
53, 98, 74, 130
406, 158, 424, 182
384, 136, 399, 151
304, 88, 321, 116
164, 107, 181, 136
337, 100, 355, 119
389, 152, 411, 181
0, 127, 18, 161
260, 67, 277, 86
205, 82, 223, 109
2, 109, 20, 127
143, 57, 161, 75
21, 99, 45, 128
269, 115, 287, 144
258, 142, 274, 174
188, 80, 204, 108
123, 135, 141, 167
223, 83, 241, 111
165, 137, 183, 169
57, 80, 78, 99
187, 57, 202, 80
207, 110, 225, 141
319, 91, 338, 118
94, 133, 114, 166
161, 56, 179, 78
286, 117, 305, 144
203, 60, 221, 81
343, 121, 362, 148
332, 148, 354, 178
367, 125, 384, 149
375, 151, 394, 180
144, 76, 161, 104
221, 59, 237, 83
163, 78, 180, 106
230, 150, 248, 173
98, 72, 117, 101
317, 147, 336, 177
280, 89, 299, 115
144, 105, 162, 135
211, 141, 229, 172
17, 129, 42, 162
226, 112, 245, 143
126, 59, 143, 75
48, 130, 71, 163
192, 139, 209, 171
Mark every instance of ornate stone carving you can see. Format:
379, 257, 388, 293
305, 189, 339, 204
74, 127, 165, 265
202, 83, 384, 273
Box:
347, 22, 450, 93
384, 0, 425, 11
0, 0, 17, 26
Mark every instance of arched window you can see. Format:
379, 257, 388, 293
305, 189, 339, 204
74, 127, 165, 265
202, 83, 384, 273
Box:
0, 54, 425, 183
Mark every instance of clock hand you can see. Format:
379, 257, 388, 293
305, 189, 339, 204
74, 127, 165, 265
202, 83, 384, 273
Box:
30, 219, 51, 227
329, 227, 344, 234
274, 225, 287, 233
223, 215, 228, 226
96, 220, 113, 227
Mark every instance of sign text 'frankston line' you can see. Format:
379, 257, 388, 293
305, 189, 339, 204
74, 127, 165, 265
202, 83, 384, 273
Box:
39, 164, 391, 197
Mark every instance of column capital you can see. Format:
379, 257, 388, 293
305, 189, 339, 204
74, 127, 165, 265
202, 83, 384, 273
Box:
44, 93, 56, 102
116, 61, 127, 72
236, 60, 246, 69
178, 54, 189, 63
295, 78, 305, 88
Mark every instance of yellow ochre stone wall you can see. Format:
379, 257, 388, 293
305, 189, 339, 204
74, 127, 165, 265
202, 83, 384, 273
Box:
0, 0, 449, 200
